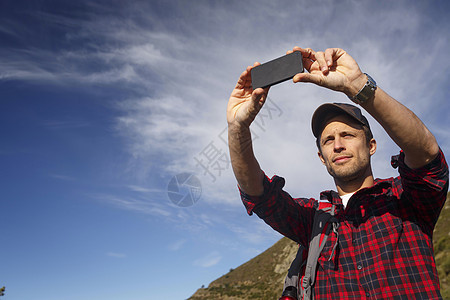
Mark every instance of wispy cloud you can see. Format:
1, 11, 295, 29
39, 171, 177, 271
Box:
193, 251, 222, 268
168, 239, 187, 252
94, 194, 171, 217
227, 218, 282, 246
127, 185, 164, 194
3, 3, 448, 299
1, 1, 449, 207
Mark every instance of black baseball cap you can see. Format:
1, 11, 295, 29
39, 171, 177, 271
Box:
311, 103, 371, 138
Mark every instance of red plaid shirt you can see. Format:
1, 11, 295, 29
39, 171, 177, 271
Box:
241, 150, 448, 299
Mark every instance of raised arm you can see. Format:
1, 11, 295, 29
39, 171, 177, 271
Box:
358, 88, 439, 168
227, 64, 269, 196
290, 47, 439, 169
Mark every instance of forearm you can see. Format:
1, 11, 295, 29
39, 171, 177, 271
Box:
360, 87, 439, 169
228, 124, 264, 196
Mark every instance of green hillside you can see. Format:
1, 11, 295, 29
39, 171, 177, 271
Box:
434, 193, 450, 299
189, 193, 450, 300
189, 237, 297, 300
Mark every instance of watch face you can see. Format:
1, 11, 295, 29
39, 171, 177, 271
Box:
366, 74, 377, 87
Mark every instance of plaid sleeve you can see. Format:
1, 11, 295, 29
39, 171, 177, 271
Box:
397, 148, 449, 232
240, 173, 316, 246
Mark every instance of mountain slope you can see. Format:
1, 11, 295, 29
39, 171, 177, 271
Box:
189, 237, 298, 300
189, 193, 450, 300
433, 193, 450, 299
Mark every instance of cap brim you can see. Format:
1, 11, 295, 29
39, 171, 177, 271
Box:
311, 103, 366, 138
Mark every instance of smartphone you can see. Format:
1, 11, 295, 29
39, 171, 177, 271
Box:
251, 51, 304, 89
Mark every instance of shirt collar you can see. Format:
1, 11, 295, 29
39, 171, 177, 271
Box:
320, 178, 393, 206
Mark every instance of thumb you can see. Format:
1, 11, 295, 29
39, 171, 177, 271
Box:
248, 88, 266, 115
293, 72, 322, 84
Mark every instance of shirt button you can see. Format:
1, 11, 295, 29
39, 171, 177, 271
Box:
366, 292, 370, 297
357, 264, 363, 270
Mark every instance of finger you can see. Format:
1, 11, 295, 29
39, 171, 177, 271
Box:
324, 48, 335, 67
293, 72, 308, 83
302, 58, 315, 72
315, 51, 329, 73
293, 72, 322, 85
295, 47, 315, 60
252, 87, 265, 98
290, 47, 315, 59
235, 69, 248, 89
253, 85, 270, 102
292, 47, 317, 71
290, 46, 303, 54
251, 88, 267, 110
235, 66, 253, 89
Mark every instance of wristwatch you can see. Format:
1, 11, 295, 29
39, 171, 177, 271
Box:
349, 73, 377, 105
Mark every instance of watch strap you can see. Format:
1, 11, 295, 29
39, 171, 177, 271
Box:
350, 73, 377, 104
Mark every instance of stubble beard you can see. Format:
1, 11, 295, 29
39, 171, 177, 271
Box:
326, 154, 371, 183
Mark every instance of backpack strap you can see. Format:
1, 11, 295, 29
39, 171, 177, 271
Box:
301, 204, 338, 300
280, 203, 339, 300
280, 244, 306, 300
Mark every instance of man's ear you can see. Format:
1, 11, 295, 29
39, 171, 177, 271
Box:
369, 138, 377, 156
318, 151, 326, 165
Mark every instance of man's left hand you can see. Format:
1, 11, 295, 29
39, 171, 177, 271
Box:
288, 47, 367, 99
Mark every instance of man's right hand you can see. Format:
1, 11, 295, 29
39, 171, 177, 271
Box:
227, 63, 270, 128
227, 63, 267, 196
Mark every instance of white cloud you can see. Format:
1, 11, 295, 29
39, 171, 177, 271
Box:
168, 239, 187, 252
94, 194, 171, 217
127, 185, 164, 193
107, 1, 449, 204
193, 251, 222, 268
3, 3, 448, 298
227, 217, 282, 246
1, 0, 448, 207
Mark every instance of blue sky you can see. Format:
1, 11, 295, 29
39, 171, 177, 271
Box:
1, 0, 449, 299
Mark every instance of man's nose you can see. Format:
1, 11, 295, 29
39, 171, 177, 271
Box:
333, 137, 345, 152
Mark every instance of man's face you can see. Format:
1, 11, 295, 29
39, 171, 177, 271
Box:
318, 115, 376, 183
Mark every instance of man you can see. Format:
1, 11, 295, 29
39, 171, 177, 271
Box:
227, 47, 449, 299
